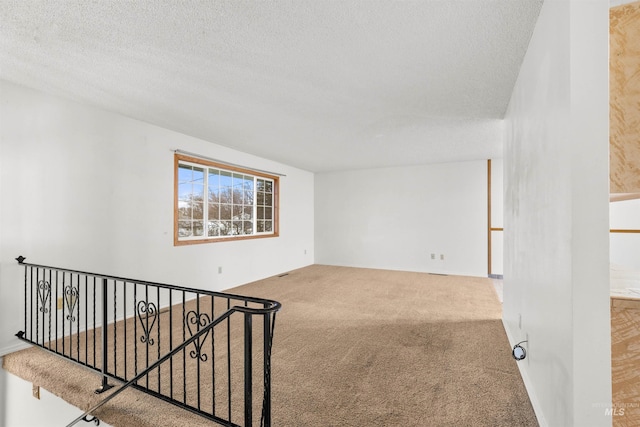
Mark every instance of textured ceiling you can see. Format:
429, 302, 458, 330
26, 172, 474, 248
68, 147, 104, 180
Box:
0, 0, 543, 172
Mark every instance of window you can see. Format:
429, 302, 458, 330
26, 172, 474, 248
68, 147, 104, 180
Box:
174, 154, 278, 245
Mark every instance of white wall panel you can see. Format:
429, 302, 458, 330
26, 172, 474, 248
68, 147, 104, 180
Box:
503, 0, 611, 425
315, 160, 488, 277
0, 365, 114, 427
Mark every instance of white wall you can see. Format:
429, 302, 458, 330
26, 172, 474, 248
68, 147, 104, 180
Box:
0, 363, 113, 427
0, 80, 315, 356
315, 160, 488, 277
503, 1, 611, 426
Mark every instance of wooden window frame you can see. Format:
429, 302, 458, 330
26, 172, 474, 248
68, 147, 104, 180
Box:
174, 153, 279, 246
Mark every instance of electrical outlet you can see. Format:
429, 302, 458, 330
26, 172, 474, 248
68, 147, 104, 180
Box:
218, 267, 222, 274
32, 384, 40, 400
57, 297, 63, 310
440, 254, 444, 261
430, 253, 435, 260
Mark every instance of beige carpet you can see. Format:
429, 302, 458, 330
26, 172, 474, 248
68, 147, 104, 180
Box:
3, 265, 538, 426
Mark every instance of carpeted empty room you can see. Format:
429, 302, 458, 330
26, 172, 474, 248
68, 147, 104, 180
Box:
4, 265, 538, 426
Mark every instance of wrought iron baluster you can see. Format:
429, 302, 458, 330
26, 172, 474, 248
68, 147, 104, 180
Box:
37, 276, 51, 347
197, 295, 201, 411
157, 286, 161, 393
96, 278, 112, 394
113, 280, 117, 377
76, 274, 80, 361
123, 281, 127, 380
48, 270, 52, 350
169, 290, 173, 400
92, 277, 96, 367
145, 284, 149, 389
244, 312, 253, 427
30, 267, 35, 343
227, 298, 232, 423
182, 291, 186, 405
64, 283, 78, 323
64, 275, 78, 359
134, 283, 138, 378
211, 295, 216, 416
62, 272, 66, 355
261, 311, 277, 427
85, 276, 88, 365
56, 271, 59, 354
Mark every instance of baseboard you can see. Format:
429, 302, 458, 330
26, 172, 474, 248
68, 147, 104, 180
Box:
501, 318, 548, 427
489, 274, 504, 279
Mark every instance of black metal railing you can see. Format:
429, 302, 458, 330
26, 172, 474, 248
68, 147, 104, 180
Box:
14, 256, 281, 427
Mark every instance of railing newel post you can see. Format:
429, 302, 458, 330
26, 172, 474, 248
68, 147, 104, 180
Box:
263, 311, 272, 427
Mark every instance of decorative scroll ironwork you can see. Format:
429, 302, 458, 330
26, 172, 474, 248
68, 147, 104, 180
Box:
64, 286, 79, 322
37, 280, 51, 313
82, 415, 100, 425
185, 310, 211, 361
137, 301, 158, 345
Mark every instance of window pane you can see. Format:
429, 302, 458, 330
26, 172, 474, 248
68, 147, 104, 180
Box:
220, 188, 231, 204
192, 167, 205, 184
208, 170, 220, 202
233, 205, 243, 219
192, 202, 204, 220
264, 207, 272, 220
232, 174, 244, 204
193, 221, 204, 236
178, 221, 192, 237
257, 220, 265, 233
220, 204, 232, 220
257, 192, 265, 205
220, 220, 232, 236
178, 183, 193, 201
220, 171, 233, 203
208, 221, 220, 237
243, 206, 253, 220
209, 189, 219, 204
231, 220, 242, 235
265, 193, 272, 206
243, 177, 254, 204
243, 221, 253, 235
257, 179, 265, 192
265, 181, 273, 193
208, 203, 219, 220
178, 205, 192, 220
208, 169, 219, 185
178, 165, 192, 182
193, 184, 204, 200
265, 220, 272, 232
257, 207, 264, 220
